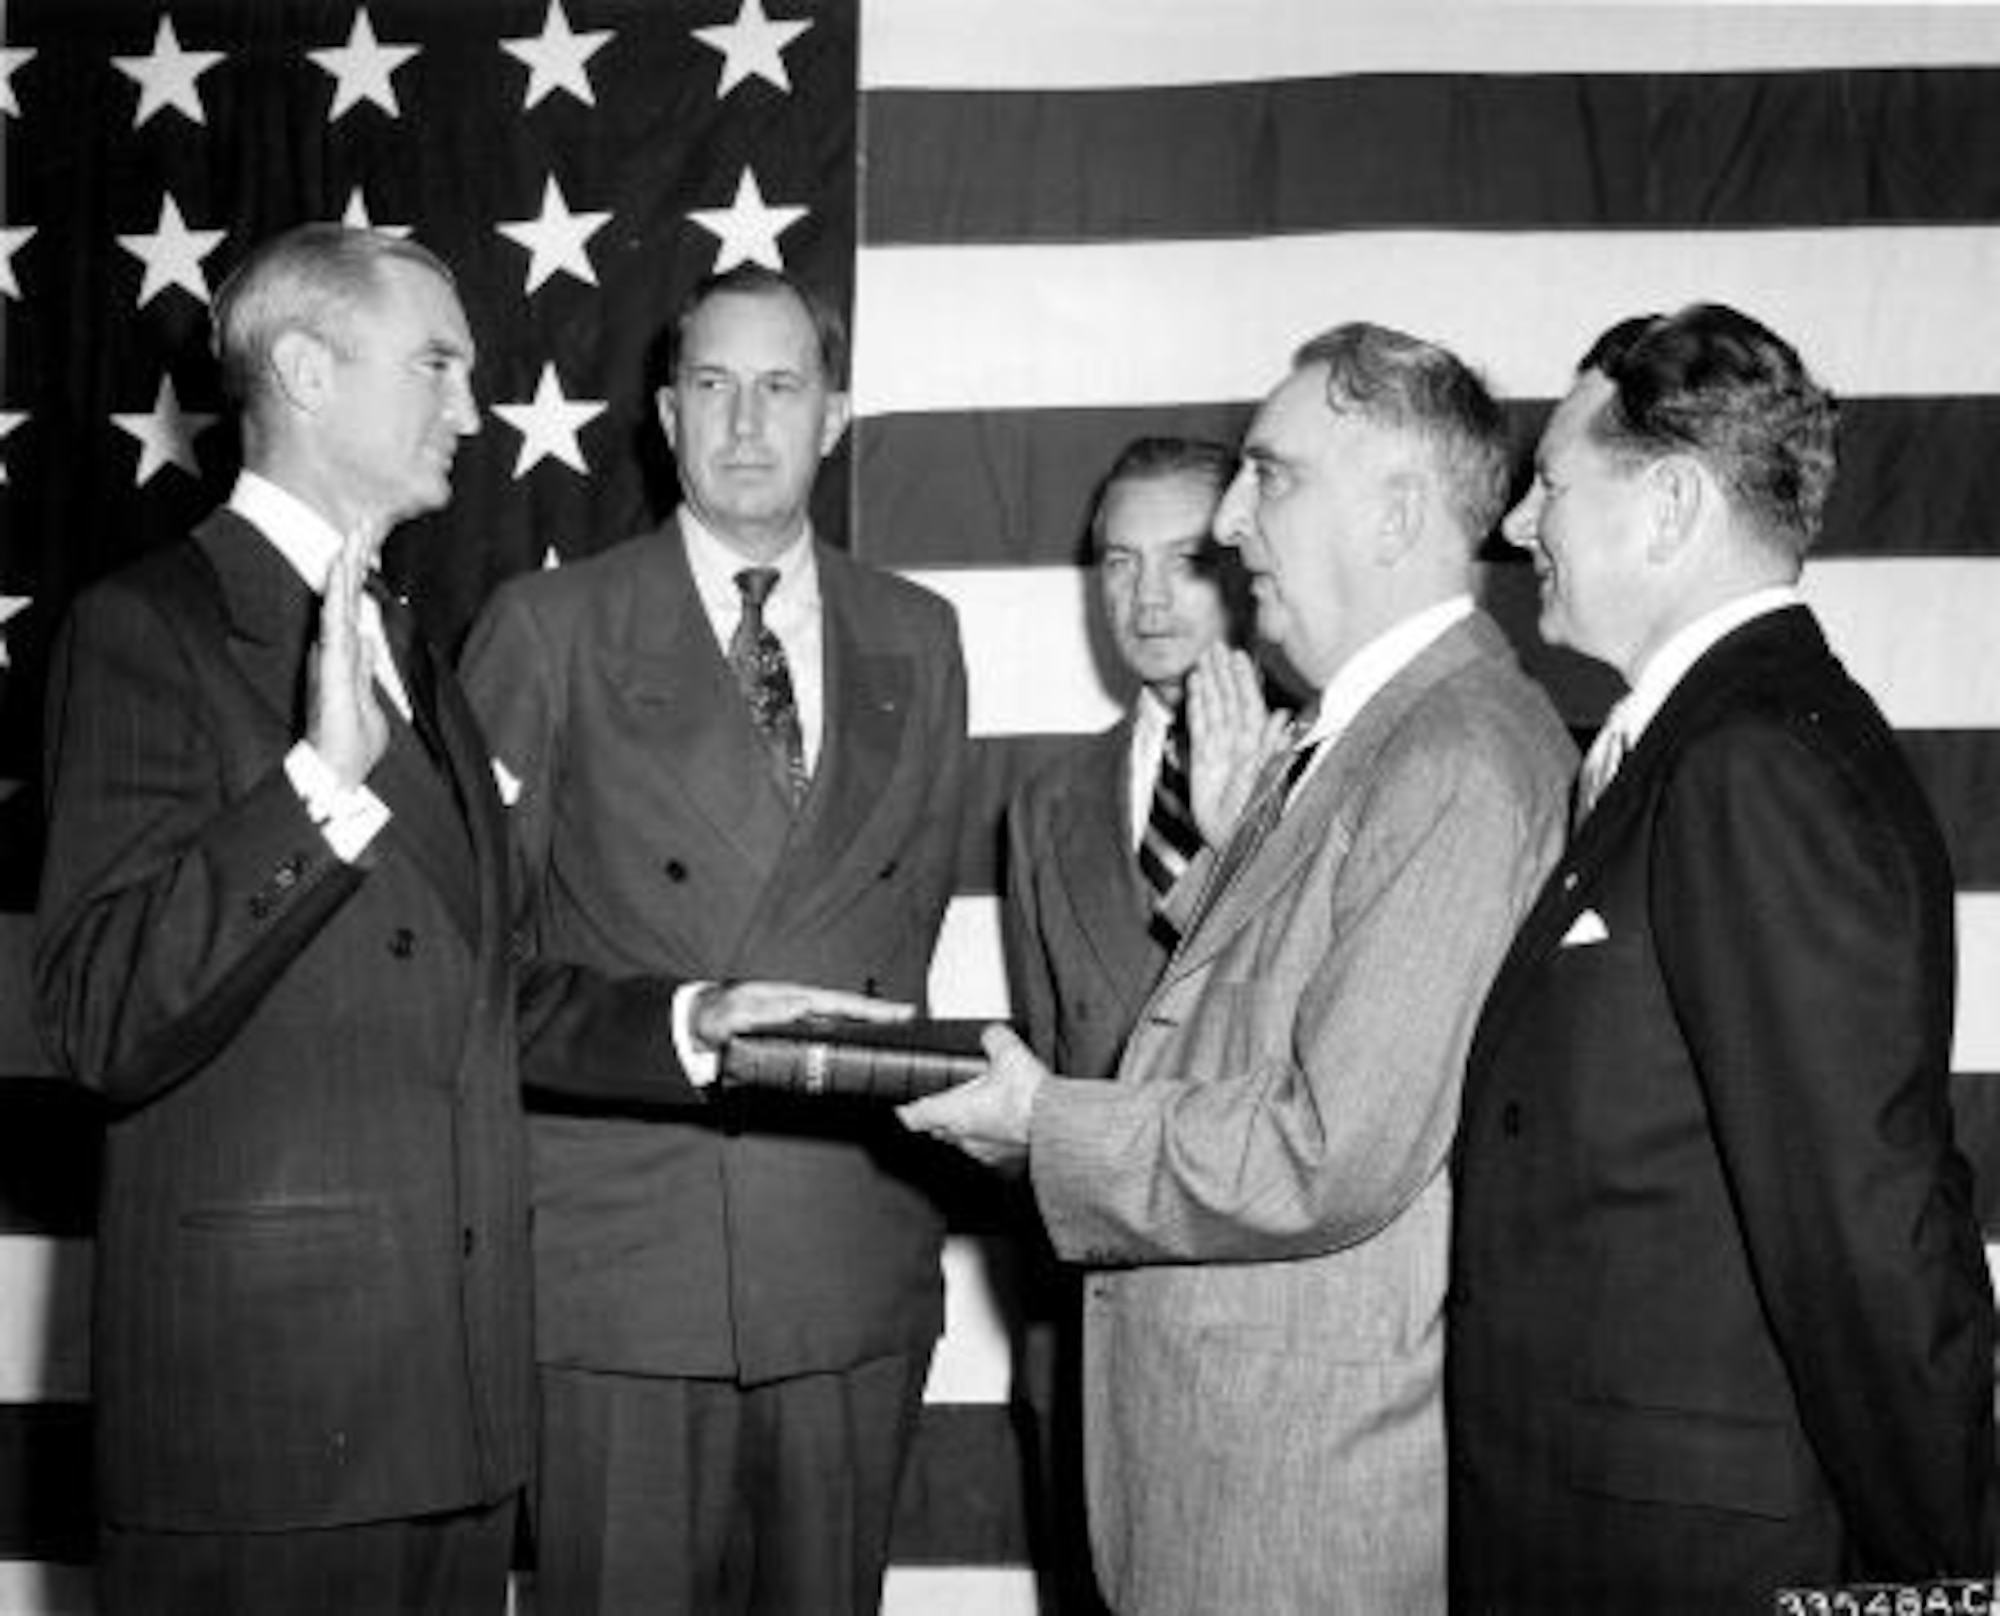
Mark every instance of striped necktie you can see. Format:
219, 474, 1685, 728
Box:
1138, 704, 1203, 947
729, 567, 808, 809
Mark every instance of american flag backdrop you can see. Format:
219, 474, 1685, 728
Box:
2, 2, 1999, 1611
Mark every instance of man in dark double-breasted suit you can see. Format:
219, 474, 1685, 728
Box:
34, 226, 532, 1615
1449, 303, 1996, 1611
460, 265, 969, 1616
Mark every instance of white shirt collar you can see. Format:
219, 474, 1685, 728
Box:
679, 506, 819, 621
1614, 585, 1804, 747
1299, 595, 1473, 749
228, 471, 348, 594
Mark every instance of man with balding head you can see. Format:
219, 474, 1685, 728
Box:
904, 324, 1573, 1613
1449, 303, 1996, 1609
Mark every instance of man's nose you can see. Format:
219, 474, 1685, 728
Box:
1212, 469, 1253, 549
448, 376, 480, 436
1500, 491, 1539, 552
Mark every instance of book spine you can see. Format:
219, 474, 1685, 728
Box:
720, 1038, 985, 1101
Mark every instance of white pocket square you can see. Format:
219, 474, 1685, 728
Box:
1560, 909, 1610, 947
491, 758, 523, 808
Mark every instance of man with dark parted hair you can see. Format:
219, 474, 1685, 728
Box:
1449, 301, 1997, 1610
1002, 434, 1256, 1615
460, 263, 970, 1616
902, 323, 1573, 1613
1006, 434, 1257, 1088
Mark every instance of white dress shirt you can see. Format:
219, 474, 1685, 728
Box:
680, 507, 825, 773
229, 471, 403, 861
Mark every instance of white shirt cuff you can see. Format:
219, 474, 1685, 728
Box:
284, 741, 390, 863
671, 981, 721, 1089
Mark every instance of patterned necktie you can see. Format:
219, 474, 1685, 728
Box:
1573, 700, 1632, 829
729, 567, 808, 808
1138, 703, 1203, 948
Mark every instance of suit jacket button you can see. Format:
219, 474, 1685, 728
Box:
1501, 1102, 1522, 1137
273, 859, 300, 890
389, 927, 417, 959
248, 894, 272, 920
663, 859, 688, 882
462, 1228, 475, 1257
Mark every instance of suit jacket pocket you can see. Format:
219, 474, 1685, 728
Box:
1566, 1397, 1806, 1520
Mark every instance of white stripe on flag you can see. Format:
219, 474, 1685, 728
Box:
862, 0, 2000, 89
928, 892, 1014, 1018
913, 561, 2000, 736
0, 1221, 1023, 1409
856, 228, 2000, 413
1957, 895, 2000, 1075
882, 1567, 1043, 1616
0, 1235, 90, 1403
925, 1234, 1018, 1406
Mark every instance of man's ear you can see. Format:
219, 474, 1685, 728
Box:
268, 328, 333, 415
1376, 468, 1426, 563
655, 385, 679, 456
820, 389, 851, 458
1644, 454, 1707, 564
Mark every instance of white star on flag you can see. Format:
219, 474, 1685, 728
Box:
0, 226, 34, 301
339, 188, 411, 239
0, 45, 34, 118
113, 16, 227, 129
694, 0, 811, 99
689, 167, 806, 274
502, 0, 614, 112
116, 193, 228, 309
113, 376, 219, 486
0, 593, 28, 670
498, 175, 613, 294
0, 412, 25, 484
492, 363, 607, 478
310, 7, 420, 123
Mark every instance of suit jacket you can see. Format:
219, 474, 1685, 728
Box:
1006, 715, 1171, 1085
1449, 606, 1997, 1610
1028, 612, 1573, 1615
32, 511, 533, 1532
459, 521, 969, 1382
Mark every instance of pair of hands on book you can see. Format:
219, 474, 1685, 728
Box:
695, 980, 1044, 1172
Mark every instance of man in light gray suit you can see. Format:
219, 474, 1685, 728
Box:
901, 323, 1574, 1613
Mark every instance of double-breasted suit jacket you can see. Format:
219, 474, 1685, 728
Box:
1028, 612, 1573, 1615
33, 511, 533, 1531
1006, 716, 1171, 1086
460, 522, 970, 1383
1449, 606, 1996, 1609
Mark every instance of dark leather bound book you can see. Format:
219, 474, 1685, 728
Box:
718, 1017, 992, 1101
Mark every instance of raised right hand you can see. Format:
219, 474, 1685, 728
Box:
306, 532, 390, 789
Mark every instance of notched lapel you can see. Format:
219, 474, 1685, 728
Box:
1055, 735, 1162, 993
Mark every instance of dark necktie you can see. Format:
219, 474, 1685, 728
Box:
1137, 704, 1203, 948
363, 575, 448, 771
729, 567, 808, 808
